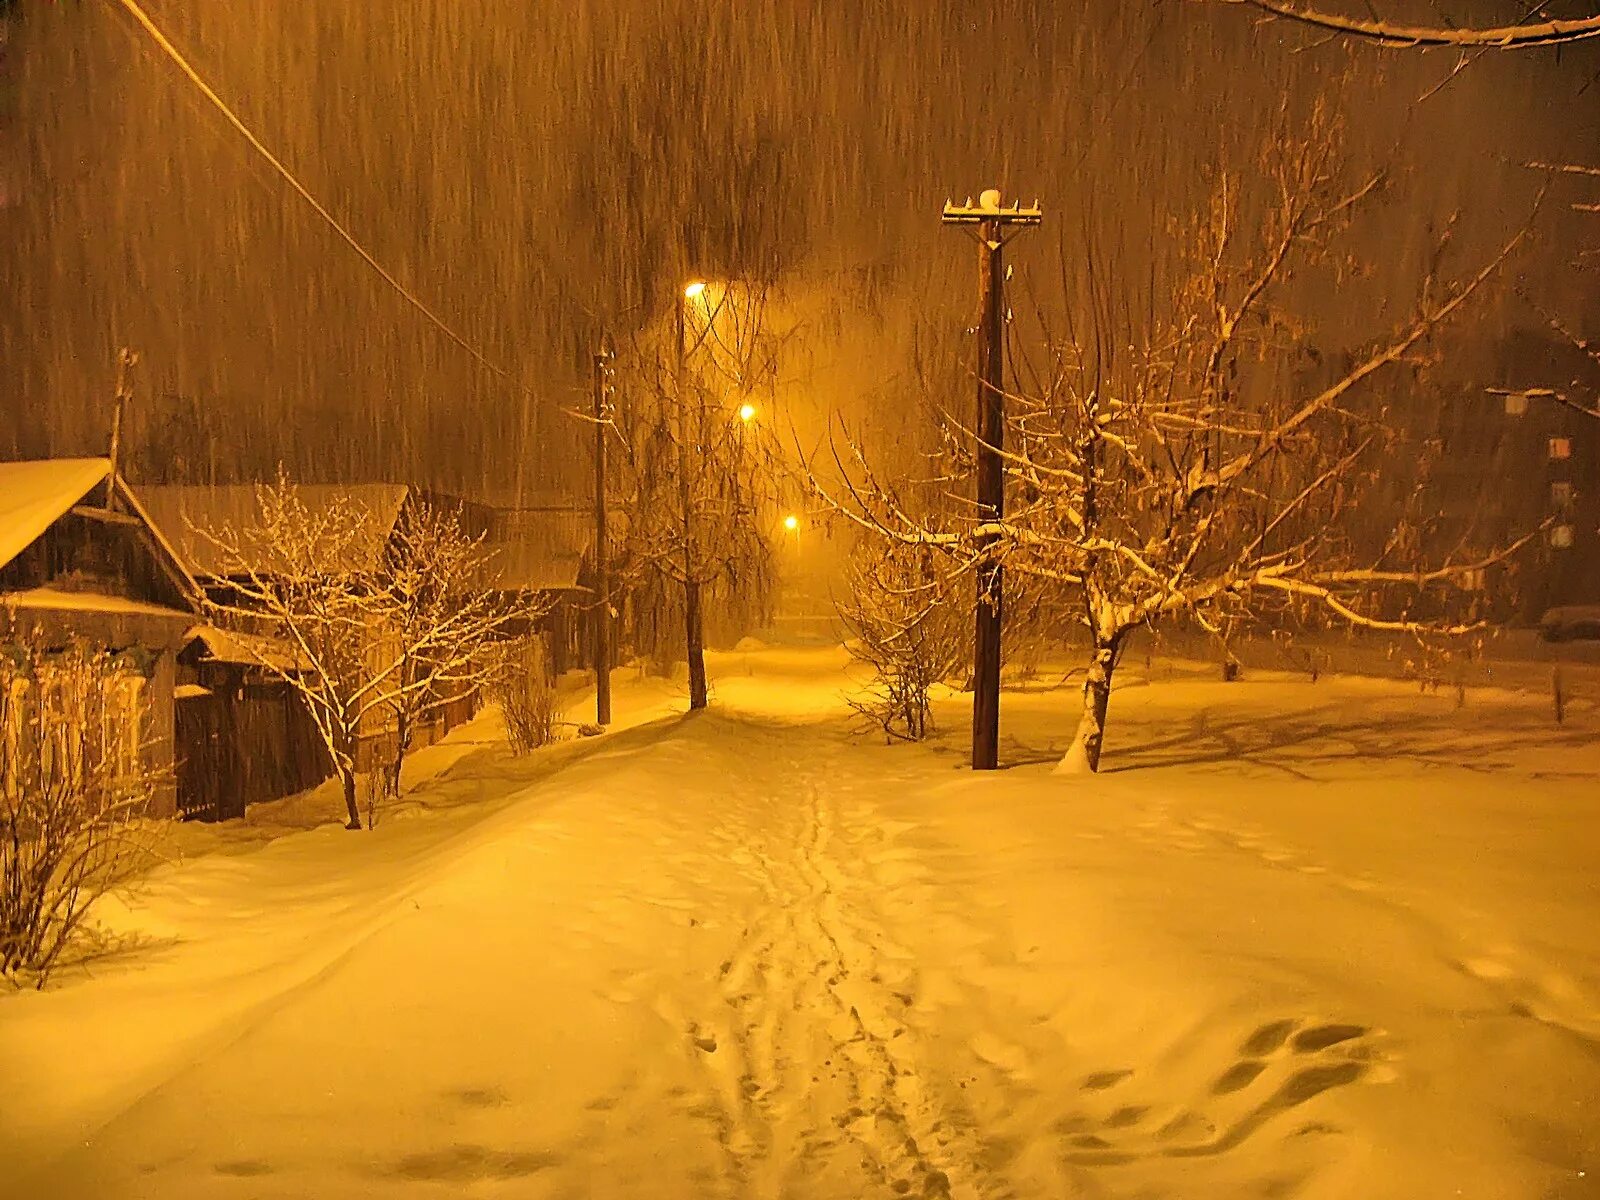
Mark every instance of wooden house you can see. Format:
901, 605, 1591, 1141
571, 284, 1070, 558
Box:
0, 458, 201, 817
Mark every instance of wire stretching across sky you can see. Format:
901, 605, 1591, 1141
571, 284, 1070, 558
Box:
106, 0, 517, 384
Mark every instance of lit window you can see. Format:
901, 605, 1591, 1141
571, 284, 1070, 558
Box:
1552, 481, 1574, 509
1458, 567, 1485, 592
1549, 437, 1572, 461
1551, 524, 1575, 549
1504, 393, 1528, 416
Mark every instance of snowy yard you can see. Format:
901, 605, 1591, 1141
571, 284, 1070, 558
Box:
2, 645, 1597, 1200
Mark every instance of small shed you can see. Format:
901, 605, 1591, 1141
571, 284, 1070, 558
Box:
480, 504, 596, 674
173, 625, 329, 821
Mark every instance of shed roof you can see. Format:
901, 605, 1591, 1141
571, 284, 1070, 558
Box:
0, 586, 196, 652
1, 587, 195, 621
184, 623, 308, 672
483, 507, 593, 592
0, 458, 112, 570
135, 483, 410, 578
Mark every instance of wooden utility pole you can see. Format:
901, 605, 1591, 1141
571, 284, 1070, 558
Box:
106, 347, 139, 511
592, 345, 613, 726
676, 285, 709, 710
941, 190, 1041, 770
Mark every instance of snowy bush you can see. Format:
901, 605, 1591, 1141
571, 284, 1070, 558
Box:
0, 638, 166, 987
494, 635, 558, 754
837, 541, 968, 741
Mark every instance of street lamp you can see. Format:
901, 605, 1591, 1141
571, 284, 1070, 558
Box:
739, 402, 756, 423
783, 514, 799, 532
676, 279, 709, 711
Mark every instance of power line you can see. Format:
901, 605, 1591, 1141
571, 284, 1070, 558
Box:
106, 0, 515, 383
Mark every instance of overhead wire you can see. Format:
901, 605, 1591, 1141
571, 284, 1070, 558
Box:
105, 0, 517, 384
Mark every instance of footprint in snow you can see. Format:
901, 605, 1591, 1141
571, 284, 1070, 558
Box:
1061, 1017, 1382, 1167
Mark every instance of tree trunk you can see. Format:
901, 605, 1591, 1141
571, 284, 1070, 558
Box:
340, 766, 361, 830
685, 579, 708, 710
1055, 637, 1119, 774
386, 707, 411, 801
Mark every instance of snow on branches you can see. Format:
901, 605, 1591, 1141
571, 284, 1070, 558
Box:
817, 105, 1538, 773
1230, 1, 1600, 48
189, 475, 534, 829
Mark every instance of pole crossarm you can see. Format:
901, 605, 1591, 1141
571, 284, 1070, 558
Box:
941, 198, 1044, 227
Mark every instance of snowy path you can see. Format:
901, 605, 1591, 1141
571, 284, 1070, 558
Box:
4, 648, 1599, 1199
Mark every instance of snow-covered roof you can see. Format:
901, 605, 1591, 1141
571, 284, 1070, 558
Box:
0, 587, 194, 621
134, 483, 411, 579
184, 623, 308, 672
483, 507, 593, 592
0, 458, 112, 571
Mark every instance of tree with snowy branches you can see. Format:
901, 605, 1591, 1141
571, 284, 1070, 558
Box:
818, 103, 1540, 772
837, 530, 970, 742
1227, 1, 1600, 48
191, 476, 525, 828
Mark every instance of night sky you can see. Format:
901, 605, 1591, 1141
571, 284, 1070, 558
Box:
2, 0, 1596, 495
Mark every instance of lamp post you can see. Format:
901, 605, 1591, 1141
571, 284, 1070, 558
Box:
677, 281, 710, 710
591, 342, 612, 726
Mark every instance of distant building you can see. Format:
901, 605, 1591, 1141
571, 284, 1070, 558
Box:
1487, 329, 1600, 619
1302, 329, 1600, 624
466, 497, 597, 675
1416, 330, 1600, 622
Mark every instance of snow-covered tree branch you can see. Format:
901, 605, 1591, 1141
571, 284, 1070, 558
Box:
817, 106, 1538, 773
188, 476, 530, 829
1229, 1, 1600, 47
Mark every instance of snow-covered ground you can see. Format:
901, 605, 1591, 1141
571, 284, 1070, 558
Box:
2, 646, 1597, 1199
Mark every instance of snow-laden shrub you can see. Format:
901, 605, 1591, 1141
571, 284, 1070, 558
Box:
837, 541, 969, 741
0, 637, 166, 986
493, 635, 558, 755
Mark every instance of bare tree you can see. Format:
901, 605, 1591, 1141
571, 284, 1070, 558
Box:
491, 634, 559, 755
192, 477, 520, 829
1489, 296, 1600, 418
1228, 1, 1600, 47
609, 283, 784, 703
837, 536, 970, 741
819, 106, 1537, 772
370, 500, 531, 812
0, 633, 168, 986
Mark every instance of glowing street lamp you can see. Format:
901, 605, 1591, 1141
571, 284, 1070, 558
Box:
683, 280, 707, 301
739, 402, 756, 423
783, 514, 799, 532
